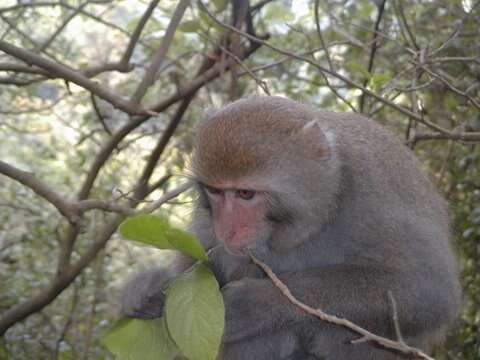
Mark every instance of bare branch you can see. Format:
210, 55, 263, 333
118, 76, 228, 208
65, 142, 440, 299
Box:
120, 0, 161, 67
0, 182, 191, 335
394, 0, 419, 51
407, 132, 480, 145
0, 1, 155, 53
359, 0, 387, 113
314, 0, 333, 70
90, 93, 112, 135
77, 182, 193, 215
0, 216, 121, 336
133, 97, 196, 199
0, 40, 145, 115
53, 285, 79, 360
0, 159, 192, 223
0, 62, 50, 75
78, 37, 263, 203
200, 32, 270, 95
0, 2, 265, 337
36, 1, 89, 53
421, 66, 480, 110
198, 0, 480, 142
388, 291, 405, 343
130, 0, 190, 107
250, 254, 435, 360
0, 160, 81, 224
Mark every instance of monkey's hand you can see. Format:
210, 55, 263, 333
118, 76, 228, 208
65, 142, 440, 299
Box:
120, 269, 167, 319
221, 278, 289, 343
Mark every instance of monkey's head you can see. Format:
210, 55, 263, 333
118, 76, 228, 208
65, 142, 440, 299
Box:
191, 96, 341, 256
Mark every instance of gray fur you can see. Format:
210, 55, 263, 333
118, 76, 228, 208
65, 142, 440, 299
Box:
121, 97, 460, 359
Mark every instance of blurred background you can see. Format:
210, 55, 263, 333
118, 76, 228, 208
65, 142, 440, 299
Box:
0, 0, 478, 358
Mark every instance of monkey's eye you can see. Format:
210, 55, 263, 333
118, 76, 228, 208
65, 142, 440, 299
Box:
204, 185, 223, 196
236, 189, 255, 200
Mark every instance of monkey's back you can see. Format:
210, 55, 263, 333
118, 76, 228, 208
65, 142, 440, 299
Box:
319, 111, 446, 220
313, 110, 457, 274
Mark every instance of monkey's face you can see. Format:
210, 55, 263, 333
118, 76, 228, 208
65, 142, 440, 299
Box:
199, 180, 273, 255
191, 97, 339, 254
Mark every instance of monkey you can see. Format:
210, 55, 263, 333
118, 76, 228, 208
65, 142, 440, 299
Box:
121, 96, 460, 359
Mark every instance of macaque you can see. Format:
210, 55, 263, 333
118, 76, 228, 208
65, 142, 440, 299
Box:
122, 96, 460, 359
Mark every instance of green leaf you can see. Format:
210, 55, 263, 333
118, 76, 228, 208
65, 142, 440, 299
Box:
346, 61, 370, 79
212, 0, 228, 12
166, 264, 225, 360
264, 2, 294, 23
119, 214, 208, 261
199, 11, 223, 31
369, 73, 392, 89
103, 317, 179, 360
0, 338, 8, 359
179, 20, 201, 33
359, 1, 375, 19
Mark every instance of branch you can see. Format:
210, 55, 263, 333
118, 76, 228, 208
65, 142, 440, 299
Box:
36, 1, 89, 53
0, 14, 264, 335
394, 0, 419, 51
0, 183, 191, 335
0, 160, 81, 224
0, 60, 134, 78
78, 38, 263, 201
90, 93, 112, 135
249, 254, 435, 360
421, 65, 480, 110
130, 0, 190, 106
314, 0, 333, 70
133, 96, 196, 199
120, 0, 161, 67
198, 0, 480, 142
199, 32, 270, 95
407, 131, 480, 145
0, 1, 155, 53
359, 0, 387, 113
0, 40, 145, 115
78, 182, 193, 215
0, 159, 192, 223
0, 217, 122, 336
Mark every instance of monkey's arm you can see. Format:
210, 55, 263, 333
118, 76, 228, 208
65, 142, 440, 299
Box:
221, 264, 456, 344
120, 248, 258, 318
120, 254, 194, 318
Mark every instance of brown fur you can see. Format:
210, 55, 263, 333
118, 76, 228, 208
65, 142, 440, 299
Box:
193, 97, 329, 183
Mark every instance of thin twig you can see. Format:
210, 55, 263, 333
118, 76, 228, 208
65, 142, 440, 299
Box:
200, 32, 270, 95
120, 0, 161, 68
90, 93, 112, 135
198, 0, 480, 142
36, 1, 89, 53
130, 0, 190, 106
358, 0, 387, 113
0, 159, 192, 221
0, 40, 146, 115
249, 254, 435, 360
388, 291, 405, 343
0, 160, 81, 224
314, 0, 333, 70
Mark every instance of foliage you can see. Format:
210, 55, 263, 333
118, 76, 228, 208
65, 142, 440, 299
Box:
0, 0, 478, 359
106, 215, 224, 360
104, 317, 179, 360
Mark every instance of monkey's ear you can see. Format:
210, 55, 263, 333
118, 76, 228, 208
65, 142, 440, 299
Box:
301, 120, 332, 159
203, 108, 218, 118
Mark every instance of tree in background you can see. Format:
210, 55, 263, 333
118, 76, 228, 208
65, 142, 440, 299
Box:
0, 0, 478, 359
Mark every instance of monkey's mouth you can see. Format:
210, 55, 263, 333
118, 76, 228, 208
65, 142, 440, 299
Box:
222, 243, 252, 258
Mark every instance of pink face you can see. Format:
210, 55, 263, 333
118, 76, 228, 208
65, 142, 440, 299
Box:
203, 181, 268, 252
